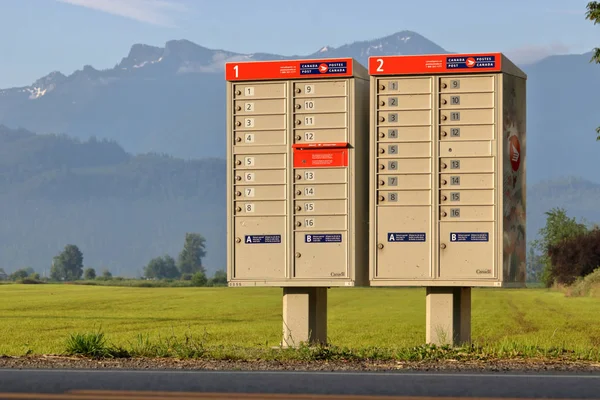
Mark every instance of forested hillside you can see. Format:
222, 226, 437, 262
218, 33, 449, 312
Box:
0, 125, 226, 275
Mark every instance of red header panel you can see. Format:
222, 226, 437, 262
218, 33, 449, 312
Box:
225, 58, 353, 81
293, 148, 349, 168
369, 53, 502, 75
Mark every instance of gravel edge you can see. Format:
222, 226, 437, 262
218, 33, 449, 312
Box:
2, 356, 600, 372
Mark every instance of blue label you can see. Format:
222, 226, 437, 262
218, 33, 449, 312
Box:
300, 61, 348, 75
387, 233, 426, 242
305, 234, 343, 243
446, 55, 496, 69
450, 232, 489, 242
244, 235, 281, 244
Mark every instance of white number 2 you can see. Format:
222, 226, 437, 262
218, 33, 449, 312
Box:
376, 58, 384, 72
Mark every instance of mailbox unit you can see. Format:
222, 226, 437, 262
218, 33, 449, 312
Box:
368, 53, 527, 288
225, 58, 370, 288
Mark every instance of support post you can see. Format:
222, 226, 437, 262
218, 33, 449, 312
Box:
426, 287, 471, 346
281, 287, 328, 348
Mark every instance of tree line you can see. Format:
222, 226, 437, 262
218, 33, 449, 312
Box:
0, 232, 226, 287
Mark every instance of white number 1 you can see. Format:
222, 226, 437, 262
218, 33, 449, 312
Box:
233, 65, 239, 78
376, 58, 384, 72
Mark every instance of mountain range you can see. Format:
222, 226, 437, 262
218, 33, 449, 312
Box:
1, 30, 599, 183
0, 30, 598, 275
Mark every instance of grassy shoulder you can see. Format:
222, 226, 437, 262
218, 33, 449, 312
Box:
61, 329, 600, 363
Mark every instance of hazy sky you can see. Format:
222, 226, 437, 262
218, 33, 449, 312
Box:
0, 0, 596, 88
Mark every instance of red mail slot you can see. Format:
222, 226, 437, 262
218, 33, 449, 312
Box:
293, 147, 349, 168
292, 142, 348, 149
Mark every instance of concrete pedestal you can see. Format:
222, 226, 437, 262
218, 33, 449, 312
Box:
426, 287, 471, 346
281, 287, 328, 348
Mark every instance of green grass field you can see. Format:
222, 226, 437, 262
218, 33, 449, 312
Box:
1, 284, 600, 360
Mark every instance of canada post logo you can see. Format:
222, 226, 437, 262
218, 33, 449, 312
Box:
446, 55, 496, 69
300, 61, 347, 75
509, 135, 521, 171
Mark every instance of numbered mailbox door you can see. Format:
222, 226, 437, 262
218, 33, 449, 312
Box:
294, 232, 348, 279
438, 221, 495, 280
233, 216, 286, 280
376, 206, 432, 279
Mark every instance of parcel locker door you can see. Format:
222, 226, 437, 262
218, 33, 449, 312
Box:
376, 206, 432, 279
234, 217, 286, 280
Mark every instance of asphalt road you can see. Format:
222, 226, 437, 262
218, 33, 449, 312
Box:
1, 369, 600, 399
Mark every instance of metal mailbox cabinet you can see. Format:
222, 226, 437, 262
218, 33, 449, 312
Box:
225, 58, 370, 347
225, 58, 370, 287
368, 53, 527, 288
367, 53, 527, 347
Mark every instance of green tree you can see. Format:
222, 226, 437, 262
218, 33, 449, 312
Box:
532, 208, 588, 287
50, 244, 84, 281
144, 255, 180, 279
29, 272, 40, 280
177, 233, 207, 275
101, 269, 112, 280
586, 2, 600, 139
83, 268, 96, 280
10, 269, 29, 281
191, 271, 208, 287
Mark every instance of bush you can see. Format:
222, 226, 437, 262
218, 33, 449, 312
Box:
548, 228, 600, 285
20, 278, 45, 284
181, 273, 193, 281
565, 268, 600, 297
191, 271, 207, 287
